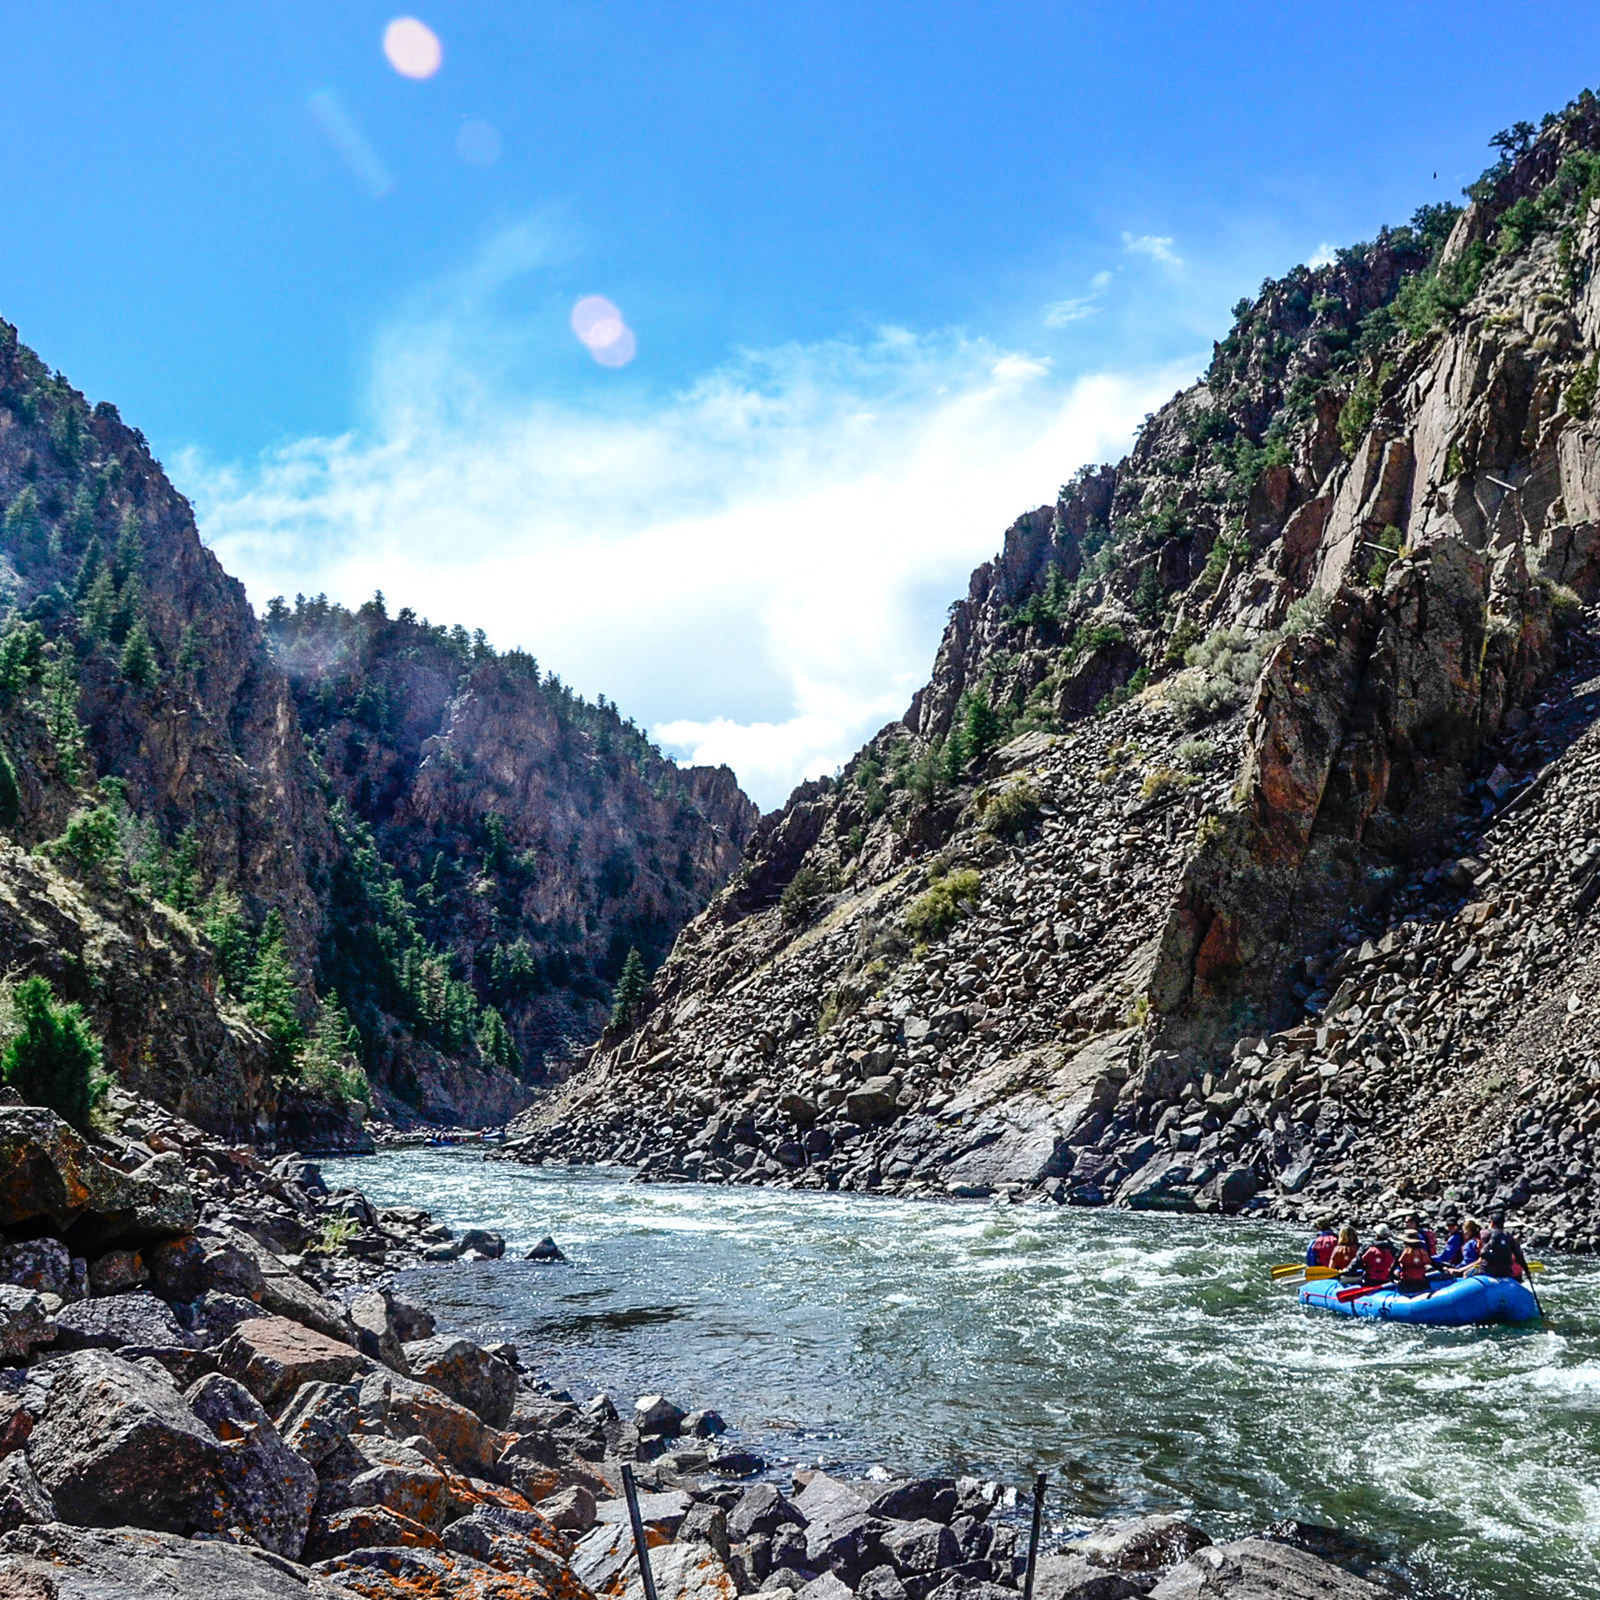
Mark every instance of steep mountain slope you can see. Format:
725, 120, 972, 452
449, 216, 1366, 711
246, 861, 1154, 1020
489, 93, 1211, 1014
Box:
264, 595, 756, 1079
0, 323, 754, 1139
512, 94, 1600, 1251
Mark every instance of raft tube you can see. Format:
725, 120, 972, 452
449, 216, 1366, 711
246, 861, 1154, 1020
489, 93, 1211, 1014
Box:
1298, 1274, 1540, 1325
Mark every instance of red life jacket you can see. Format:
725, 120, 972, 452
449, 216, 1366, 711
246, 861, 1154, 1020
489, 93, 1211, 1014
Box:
1309, 1232, 1337, 1267
1397, 1246, 1431, 1286
1359, 1243, 1397, 1285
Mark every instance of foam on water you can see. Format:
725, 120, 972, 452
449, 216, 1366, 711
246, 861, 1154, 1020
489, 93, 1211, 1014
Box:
324, 1149, 1600, 1600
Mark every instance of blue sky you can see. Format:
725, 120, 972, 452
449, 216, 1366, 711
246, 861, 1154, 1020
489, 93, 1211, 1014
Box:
3, 4, 1597, 806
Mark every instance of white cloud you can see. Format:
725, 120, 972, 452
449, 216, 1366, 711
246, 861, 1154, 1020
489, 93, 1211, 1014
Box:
180, 224, 1191, 810
1122, 232, 1182, 267
1308, 242, 1338, 268
1044, 270, 1114, 328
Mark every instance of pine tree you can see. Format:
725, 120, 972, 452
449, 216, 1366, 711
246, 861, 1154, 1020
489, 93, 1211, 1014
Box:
609, 947, 648, 1031
78, 564, 115, 642
246, 911, 304, 1070
476, 1005, 519, 1070
0, 750, 19, 828
119, 618, 158, 688
40, 653, 85, 784
2, 975, 107, 1133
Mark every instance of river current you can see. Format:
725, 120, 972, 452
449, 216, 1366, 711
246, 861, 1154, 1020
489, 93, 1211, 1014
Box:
322, 1150, 1600, 1600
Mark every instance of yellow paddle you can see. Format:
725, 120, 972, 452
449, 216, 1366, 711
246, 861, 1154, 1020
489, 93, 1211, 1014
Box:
1270, 1264, 1338, 1282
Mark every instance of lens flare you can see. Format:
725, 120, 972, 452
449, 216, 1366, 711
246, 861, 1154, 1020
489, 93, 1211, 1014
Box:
455, 120, 501, 166
570, 296, 637, 366
383, 17, 443, 79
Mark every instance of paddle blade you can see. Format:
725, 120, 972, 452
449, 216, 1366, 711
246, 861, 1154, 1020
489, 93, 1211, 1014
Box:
1335, 1283, 1380, 1303
1303, 1266, 1339, 1281
1270, 1264, 1306, 1279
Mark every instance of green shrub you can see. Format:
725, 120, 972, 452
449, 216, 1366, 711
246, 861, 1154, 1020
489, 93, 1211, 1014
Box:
1567, 358, 1599, 420
1169, 626, 1277, 727
1367, 524, 1405, 587
246, 911, 304, 1070
1140, 766, 1195, 801
0, 750, 18, 828
0, 619, 44, 701
903, 867, 981, 941
0, 975, 108, 1133
299, 994, 372, 1103
1282, 588, 1330, 636
978, 779, 1041, 839
41, 804, 122, 877
780, 863, 831, 927
1174, 738, 1217, 772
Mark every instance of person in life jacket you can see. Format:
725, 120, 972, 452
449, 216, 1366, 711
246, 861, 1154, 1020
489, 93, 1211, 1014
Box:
1447, 1218, 1482, 1275
1395, 1230, 1433, 1292
1305, 1218, 1339, 1268
1351, 1223, 1398, 1286
1405, 1212, 1438, 1258
1433, 1212, 1465, 1269
1328, 1224, 1359, 1272
1470, 1212, 1528, 1280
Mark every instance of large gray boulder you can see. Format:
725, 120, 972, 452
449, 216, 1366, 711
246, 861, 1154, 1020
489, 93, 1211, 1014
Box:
50, 1291, 186, 1352
24, 1350, 227, 1535
186, 1371, 317, 1559
400, 1336, 516, 1429
0, 1521, 345, 1596
1149, 1537, 1385, 1599
0, 1286, 56, 1362
0, 1450, 54, 1533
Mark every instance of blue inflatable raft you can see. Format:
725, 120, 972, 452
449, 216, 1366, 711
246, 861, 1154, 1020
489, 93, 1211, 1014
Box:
1298, 1274, 1540, 1326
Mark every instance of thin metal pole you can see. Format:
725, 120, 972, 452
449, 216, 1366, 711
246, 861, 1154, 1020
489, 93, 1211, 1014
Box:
1022, 1471, 1047, 1600
621, 1463, 660, 1600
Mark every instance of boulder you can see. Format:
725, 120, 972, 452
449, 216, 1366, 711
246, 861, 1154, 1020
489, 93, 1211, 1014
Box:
0, 1286, 56, 1362
369, 1369, 512, 1479
866, 1477, 958, 1523
349, 1288, 410, 1372
458, 1228, 505, 1259
25, 1350, 228, 1534
1031, 1555, 1147, 1600
0, 1450, 53, 1533
88, 1247, 148, 1295
50, 1290, 186, 1352
402, 1336, 517, 1428
596, 1487, 694, 1535
219, 1316, 371, 1411
441, 1505, 572, 1583
525, 1236, 567, 1262
634, 1392, 687, 1436
0, 1239, 75, 1297
194, 1290, 273, 1345
858, 1567, 909, 1600
679, 1501, 731, 1561
186, 1371, 318, 1559
1119, 1157, 1200, 1212
845, 1077, 902, 1123
1067, 1514, 1211, 1574
0, 1522, 345, 1598
617, 1534, 742, 1600
539, 1482, 598, 1533
276, 1379, 362, 1467
882, 1518, 961, 1575
1149, 1537, 1385, 1599
304, 1505, 440, 1562
729, 1482, 806, 1541
0, 1105, 195, 1250
924, 1577, 1017, 1600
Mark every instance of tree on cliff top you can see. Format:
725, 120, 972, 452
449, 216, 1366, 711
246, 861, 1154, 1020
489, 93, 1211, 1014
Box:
1, 975, 109, 1133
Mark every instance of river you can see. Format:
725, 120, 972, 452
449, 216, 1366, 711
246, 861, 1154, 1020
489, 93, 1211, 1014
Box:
321, 1149, 1600, 1600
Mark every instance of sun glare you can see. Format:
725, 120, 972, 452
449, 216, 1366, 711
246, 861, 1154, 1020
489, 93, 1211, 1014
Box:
570, 296, 637, 367
383, 17, 443, 80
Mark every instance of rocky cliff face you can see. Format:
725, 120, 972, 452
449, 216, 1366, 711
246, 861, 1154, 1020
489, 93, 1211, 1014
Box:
265, 597, 758, 1085
0, 324, 755, 1140
511, 95, 1600, 1253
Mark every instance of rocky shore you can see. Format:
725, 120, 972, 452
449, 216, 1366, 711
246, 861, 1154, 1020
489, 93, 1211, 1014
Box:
0, 1088, 1408, 1599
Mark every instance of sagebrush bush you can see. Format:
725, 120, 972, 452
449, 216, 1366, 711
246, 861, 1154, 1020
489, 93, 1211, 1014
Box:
1174, 738, 1216, 772
903, 867, 981, 941
978, 780, 1041, 839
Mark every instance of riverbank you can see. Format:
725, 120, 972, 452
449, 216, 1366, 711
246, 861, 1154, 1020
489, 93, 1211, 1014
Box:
0, 1099, 1568, 1599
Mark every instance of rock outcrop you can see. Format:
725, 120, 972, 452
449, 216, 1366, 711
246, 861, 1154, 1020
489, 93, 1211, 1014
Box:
509, 94, 1600, 1250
